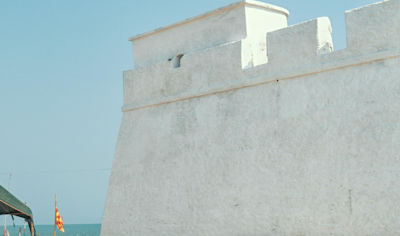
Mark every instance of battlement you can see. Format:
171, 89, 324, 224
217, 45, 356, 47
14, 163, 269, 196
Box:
129, 0, 289, 68
103, 1, 400, 234
346, 0, 400, 51
123, 0, 400, 112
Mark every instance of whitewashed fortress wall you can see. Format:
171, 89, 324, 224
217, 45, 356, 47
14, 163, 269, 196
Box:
101, 0, 400, 235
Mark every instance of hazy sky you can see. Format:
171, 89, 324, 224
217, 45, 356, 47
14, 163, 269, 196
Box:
0, 0, 379, 225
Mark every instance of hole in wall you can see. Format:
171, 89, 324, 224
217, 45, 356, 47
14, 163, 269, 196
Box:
172, 54, 184, 68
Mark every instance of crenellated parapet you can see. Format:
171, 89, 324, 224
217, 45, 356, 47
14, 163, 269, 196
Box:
346, 0, 400, 52
102, 1, 400, 235
122, 0, 400, 112
266, 17, 333, 67
129, 0, 289, 69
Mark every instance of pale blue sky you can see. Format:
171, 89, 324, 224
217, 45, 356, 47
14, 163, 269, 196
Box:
0, 0, 378, 225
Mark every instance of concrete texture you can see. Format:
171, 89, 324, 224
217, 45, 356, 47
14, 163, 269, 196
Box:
101, 0, 400, 235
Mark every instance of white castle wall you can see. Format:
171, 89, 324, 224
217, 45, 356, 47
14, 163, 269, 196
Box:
101, 0, 400, 235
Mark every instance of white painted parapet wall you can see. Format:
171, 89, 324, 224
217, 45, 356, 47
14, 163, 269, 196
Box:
346, 0, 400, 52
102, 0, 400, 235
129, 0, 289, 69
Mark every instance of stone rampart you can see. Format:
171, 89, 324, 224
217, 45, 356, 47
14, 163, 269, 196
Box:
102, 1, 400, 235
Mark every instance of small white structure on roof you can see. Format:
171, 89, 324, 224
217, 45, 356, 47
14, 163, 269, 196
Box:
102, 0, 400, 235
130, 0, 289, 69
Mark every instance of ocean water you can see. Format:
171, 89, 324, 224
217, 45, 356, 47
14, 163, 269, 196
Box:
0, 224, 101, 236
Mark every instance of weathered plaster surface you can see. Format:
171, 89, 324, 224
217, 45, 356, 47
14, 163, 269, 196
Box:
130, 0, 288, 69
102, 0, 400, 235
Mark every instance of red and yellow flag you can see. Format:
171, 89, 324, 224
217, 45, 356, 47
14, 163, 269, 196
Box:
55, 206, 64, 233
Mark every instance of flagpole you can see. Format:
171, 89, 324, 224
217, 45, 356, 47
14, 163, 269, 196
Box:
3, 173, 12, 236
54, 195, 57, 236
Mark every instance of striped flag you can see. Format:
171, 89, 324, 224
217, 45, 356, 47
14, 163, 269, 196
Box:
55, 206, 64, 233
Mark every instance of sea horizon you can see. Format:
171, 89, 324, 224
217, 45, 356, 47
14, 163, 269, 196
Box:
0, 224, 101, 236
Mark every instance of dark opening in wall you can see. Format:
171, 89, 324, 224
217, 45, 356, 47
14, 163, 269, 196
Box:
172, 54, 184, 68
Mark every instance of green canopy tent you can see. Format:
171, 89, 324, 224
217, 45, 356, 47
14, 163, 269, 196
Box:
0, 185, 36, 236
